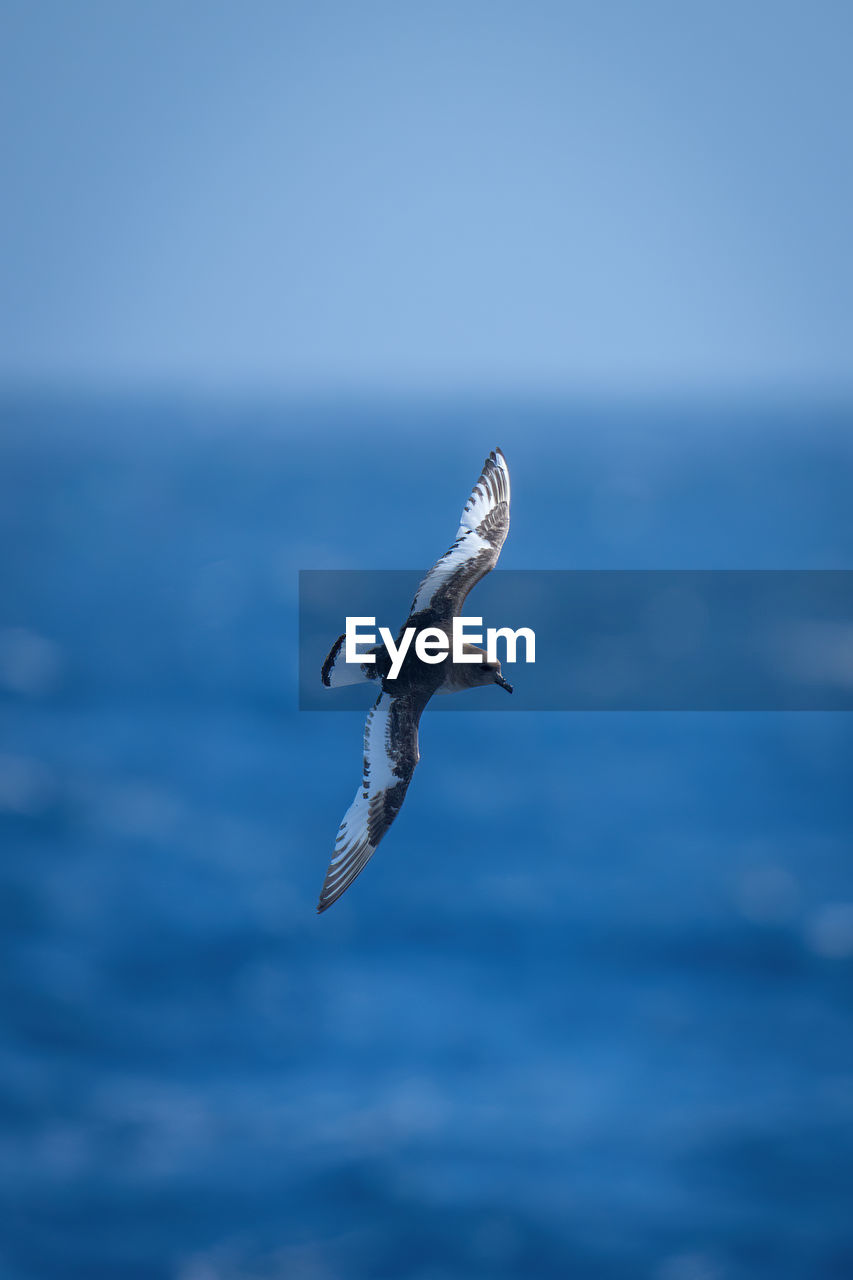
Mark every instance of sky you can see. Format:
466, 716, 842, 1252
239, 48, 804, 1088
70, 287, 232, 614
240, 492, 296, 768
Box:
1, 0, 852, 395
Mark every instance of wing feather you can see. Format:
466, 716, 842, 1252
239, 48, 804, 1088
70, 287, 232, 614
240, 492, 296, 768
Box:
409, 448, 510, 619
317, 691, 424, 912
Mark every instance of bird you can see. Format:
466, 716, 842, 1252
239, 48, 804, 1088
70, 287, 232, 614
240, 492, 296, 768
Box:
317, 448, 512, 912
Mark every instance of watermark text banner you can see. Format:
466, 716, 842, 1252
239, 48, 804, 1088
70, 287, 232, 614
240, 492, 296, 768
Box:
299, 571, 853, 711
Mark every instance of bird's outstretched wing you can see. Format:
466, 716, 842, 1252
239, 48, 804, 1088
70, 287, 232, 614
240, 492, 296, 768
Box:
408, 448, 510, 620
317, 690, 426, 912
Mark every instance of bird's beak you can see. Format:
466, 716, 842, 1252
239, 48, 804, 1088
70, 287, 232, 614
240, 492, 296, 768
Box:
494, 672, 513, 694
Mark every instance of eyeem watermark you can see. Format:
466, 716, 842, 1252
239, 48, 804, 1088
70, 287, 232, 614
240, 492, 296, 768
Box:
300, 570, 853, 711
346, 616, 536, 680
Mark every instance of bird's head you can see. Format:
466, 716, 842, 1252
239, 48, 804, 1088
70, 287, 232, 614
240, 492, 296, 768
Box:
485, 657, 513, 694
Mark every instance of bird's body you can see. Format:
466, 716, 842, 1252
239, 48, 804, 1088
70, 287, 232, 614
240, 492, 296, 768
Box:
318, 448, 511, 912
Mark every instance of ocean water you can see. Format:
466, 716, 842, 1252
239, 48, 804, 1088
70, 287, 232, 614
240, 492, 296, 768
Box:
1, 394, 852, 1279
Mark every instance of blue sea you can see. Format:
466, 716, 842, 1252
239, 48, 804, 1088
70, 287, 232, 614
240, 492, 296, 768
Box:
1, 394, 852, 1279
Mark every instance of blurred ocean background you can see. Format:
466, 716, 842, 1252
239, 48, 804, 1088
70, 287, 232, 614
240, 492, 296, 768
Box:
2, 395, 852, 1280
3, 3, 853, 1278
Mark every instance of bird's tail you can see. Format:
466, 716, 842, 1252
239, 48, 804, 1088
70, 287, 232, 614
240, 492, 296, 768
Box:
321, 633, 381, 688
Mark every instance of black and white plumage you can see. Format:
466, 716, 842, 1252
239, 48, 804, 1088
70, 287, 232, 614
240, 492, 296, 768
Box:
318, 448, 512, 913
408, 446, 511, 619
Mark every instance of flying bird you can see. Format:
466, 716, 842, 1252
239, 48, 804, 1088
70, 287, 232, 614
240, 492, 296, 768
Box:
318, 448, 512, 912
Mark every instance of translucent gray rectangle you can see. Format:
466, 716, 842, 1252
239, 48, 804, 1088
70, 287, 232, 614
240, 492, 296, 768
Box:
299, 570, 853, 710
